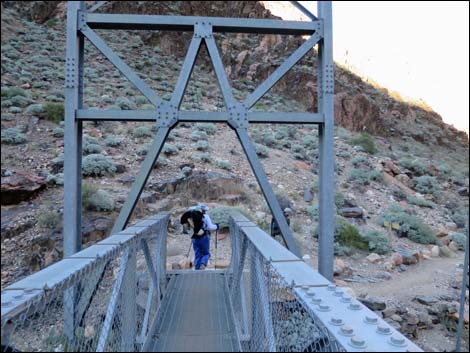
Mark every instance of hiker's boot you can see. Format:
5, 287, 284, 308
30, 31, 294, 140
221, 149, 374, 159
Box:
200, 264, 206, 270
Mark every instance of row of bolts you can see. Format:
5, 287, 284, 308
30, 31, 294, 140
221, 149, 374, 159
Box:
297, 283, 408, 350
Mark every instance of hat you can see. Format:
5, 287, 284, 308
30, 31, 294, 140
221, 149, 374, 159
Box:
283, 208, 293, 215
197, 203, 209, 212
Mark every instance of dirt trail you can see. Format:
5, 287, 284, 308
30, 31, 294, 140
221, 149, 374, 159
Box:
349, 253, 465, 301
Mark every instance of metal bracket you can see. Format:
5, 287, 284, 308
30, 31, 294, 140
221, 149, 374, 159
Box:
228, 103, 248, 129
324, 63, 334, 94
155, 102, 178, 128
194, 21, 213, 39
65, 57, 76, 89
77, 10, 87, 31
316, 19, 324, 38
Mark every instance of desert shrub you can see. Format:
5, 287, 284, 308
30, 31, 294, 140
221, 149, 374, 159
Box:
448, 232, 467, 250
1, 128, 26, 144
25, 103, 44, 115
52, 127, 64, 138
132, 126, 152, 138
83, 142, 103, 155
105, 135, 124, 147
257, 131, 276, 147
82, 154, 116, 176
347, 169, 383, 185
191, 130, 208, 141
349, 133, 377, 154
309, 203, 319, 221
255, 143, 269, 158
196, 140, 209, 151
209, 206, 251, 230
412, 175, 442, 197
337, 150, 352, 160
45, 18, 58, 27
42, 102, 64, 123
1, 86, 28, 98
335, 192, 345, 208
351, 156, 369, 167
361, 230, 391, 254
378, 206, 437, 244
46, 173, 64, 186
116, 97, 135, 110
163, 144, 178, 155
275, 126, 289, 140
137, 145, 149, 156
451, 209, 468, 229
314, 215, 368, 253
141, 104, 155, 110
216, 159, 231, 170
38, 211, 62, 229
399, 158, 427, 176
135, 95, 148, 105
407, 196, 436, 208
195, 123, 216, 135
10, 95, 31, 107
302, 136, 317, 149
82, 183, 115, 211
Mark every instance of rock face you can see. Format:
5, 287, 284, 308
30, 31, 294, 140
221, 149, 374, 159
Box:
338, 207, 363, 218
334, 93, 383, 134
1, 172, 47, 205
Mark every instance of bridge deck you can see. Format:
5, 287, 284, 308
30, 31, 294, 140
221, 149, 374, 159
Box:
151, 271, 240, 352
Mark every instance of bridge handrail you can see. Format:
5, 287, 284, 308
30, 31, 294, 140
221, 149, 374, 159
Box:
227, 212, 423, 352
1, 213, 169, 352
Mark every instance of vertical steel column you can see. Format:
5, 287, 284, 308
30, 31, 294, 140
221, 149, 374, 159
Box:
64, 1, 85, 341
317, 1, 335, 280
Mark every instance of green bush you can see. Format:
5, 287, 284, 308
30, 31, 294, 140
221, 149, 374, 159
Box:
52, 127, 64, 138
351, 156, 369, 167
163, 144, 178, 155
191, 130, 208, 141
116, 97, 136, 110
209, 206, 251, 230
26, 103, 44, 116
194, 153, 212, 163
82, 183, 115, 211
135, 95, 148, 105
378, 206, 437, 244
46, 173, 64, 186
216, 159, 231, 170
1, 128, 26, 144
257, 131, 276, 147
137, 145, 149, 156
302, 136, 318, 149
407, 196, 436, 208
448, 232, 467, 250
274, 127, 289, 140
83, 142, 103, 155
412, 175, 442, 197
105, 135, 124, 147
42, 102, 64, 123
350, 133, 377, 154
45, 18, 58, 27
361, 230, 391, 254
38, 211, 62, 229
369, 169, 385, 183
255, 143, 269, 158
399, 158, 427, 176
196, 140, 209, 151
196, 123, 216, 135
132, 126, 152, 138
347, 169, 370, 185
10, 95, 31, 107
1, 86, 28, 98
314, 215, 369, 252
82, 154, 116, 176
451, 209, 468, 229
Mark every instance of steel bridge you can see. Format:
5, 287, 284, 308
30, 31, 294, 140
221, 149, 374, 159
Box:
1, 213, 422, 352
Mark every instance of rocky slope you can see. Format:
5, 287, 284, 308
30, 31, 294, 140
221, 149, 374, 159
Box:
1, 1, 469, 351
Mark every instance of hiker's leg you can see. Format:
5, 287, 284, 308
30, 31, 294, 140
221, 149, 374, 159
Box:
192, 238, 201, 270
200, 235, 211, 267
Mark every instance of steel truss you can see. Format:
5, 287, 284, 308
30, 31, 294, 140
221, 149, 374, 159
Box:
64, 1, 334, 277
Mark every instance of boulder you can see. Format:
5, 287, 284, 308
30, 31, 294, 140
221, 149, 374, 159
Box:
458, 186, 469, 197
1, 172, 47, 205
366, 253, 381, 263
391, 252, 403, 266
374, 271, 392, 280
395, 173, 411, 187
435, 228, 449, 238
178, 258, 192, 269
382, 307, 397, 318
414, 295, 438, 306
381, 160, 401, 176
430, 245, 440, 257
334, 258, 352, 276
394, 246, 418, 265
338, 207, 363, 218
140, 192, 157, 204
359, 296, 386, 311
81, 217, 113, 243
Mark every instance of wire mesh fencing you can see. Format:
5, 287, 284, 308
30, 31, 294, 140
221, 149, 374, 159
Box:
227, 216, 342, 352
1, 214, 169, 353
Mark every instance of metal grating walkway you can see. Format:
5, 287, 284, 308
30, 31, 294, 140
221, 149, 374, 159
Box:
151, 271, 240, 352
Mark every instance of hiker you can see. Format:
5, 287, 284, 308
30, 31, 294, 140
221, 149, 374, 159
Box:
270, 208, 292, 239
180, 203, 218, 270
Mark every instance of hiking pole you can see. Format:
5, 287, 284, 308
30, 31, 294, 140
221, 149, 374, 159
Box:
214, 227, 218, 269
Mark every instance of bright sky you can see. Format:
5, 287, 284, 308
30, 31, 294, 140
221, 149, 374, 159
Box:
265, 1, 469, 134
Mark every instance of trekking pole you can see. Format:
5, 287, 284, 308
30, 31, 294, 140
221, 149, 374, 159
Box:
214, 227, 218, 269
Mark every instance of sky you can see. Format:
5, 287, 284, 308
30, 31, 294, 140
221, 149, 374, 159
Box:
264, 1, 469, 134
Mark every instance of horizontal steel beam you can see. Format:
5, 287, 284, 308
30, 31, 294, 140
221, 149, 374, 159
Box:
77, 109, 323, 124
86, 13, 319, 34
